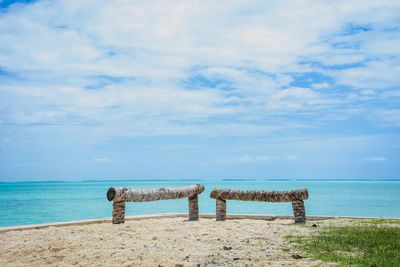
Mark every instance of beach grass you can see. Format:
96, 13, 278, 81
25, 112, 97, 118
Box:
359, 218, 400, 225
288, 225, 400, 266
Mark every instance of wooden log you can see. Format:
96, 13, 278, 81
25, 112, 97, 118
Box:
107, 184, 205, 202
292, 200, 306, 223
112, 201, 125, 224
216, 199, 226, 221
107, 184, 205, 224
210, 187, 308, 223
188, 195, 199, 221
210, 188, 308, 202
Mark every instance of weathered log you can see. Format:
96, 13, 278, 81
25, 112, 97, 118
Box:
112, 201, 125, 224
107, 184, 205, 224
107, 184, 205, 202
210, 188, 308, 223
292, 199, 306, 223
210, 188, 308, 202
216, 199, 226, 221
188, 195, 199, 221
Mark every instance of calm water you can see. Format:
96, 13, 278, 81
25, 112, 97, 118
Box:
0, 180, 399, 227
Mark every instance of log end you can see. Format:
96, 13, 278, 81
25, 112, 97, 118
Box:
292, 188, 309, 201
302, 188, 309, 200
107, 187, 116, 201
196, 184, 205, 194
210, 188, 220, 199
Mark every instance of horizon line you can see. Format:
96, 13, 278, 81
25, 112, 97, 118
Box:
1, 178, 400, 183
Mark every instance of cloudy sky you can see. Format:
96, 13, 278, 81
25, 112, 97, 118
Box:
0, 0, 399, 181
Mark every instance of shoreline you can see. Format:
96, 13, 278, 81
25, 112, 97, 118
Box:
2, 213, 400, 233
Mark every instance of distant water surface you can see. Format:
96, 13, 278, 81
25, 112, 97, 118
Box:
0, 180, 399, 227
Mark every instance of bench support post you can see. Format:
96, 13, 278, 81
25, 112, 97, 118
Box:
216, 198, 226, 221
188, 195, 199, 221
112, 201, 125, 224
292, 199, 306, 223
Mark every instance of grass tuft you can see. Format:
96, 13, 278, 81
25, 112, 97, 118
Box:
360, 219, 400, 225
289, 225, 400, 266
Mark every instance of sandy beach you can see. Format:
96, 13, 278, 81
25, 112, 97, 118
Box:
0, 216, 356, 267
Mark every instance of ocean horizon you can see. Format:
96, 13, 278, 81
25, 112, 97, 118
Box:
2, 178, 400, 183
1, 179, 399, 227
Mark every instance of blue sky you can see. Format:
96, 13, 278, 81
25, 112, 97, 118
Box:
0, 0, 400, 181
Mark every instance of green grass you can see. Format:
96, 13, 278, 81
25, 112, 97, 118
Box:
289, 226, 400, 266
359, 219, 400, 225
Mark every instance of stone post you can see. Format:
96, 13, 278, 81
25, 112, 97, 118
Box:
188, 195, 199, 221
112, 201, 126, 224
292, 199, 306, 223
216, 198, 226, 221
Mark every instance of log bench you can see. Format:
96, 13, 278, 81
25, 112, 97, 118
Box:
107, 184, 205, 224
210, 188, 309, 223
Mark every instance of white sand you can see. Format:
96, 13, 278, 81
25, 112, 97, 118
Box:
0, 217, 347, 266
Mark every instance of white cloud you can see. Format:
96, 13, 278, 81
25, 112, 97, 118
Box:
370, 109, 400, 127
217, 154, 303, 163
311, 82, 329, 90
217, 154, 271, 163
364, 156, 387, 162
0, 0, 400, 138
265, 87, 333, 111
287, 155, 300, 161
92, 157, 111, 163
331, 59, 400, 90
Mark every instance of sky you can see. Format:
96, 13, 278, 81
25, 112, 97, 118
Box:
0, 0, 400, 181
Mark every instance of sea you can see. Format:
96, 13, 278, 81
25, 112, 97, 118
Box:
1, 180, 399, 227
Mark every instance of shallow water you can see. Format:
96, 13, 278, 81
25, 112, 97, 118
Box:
1, 180, 399, 227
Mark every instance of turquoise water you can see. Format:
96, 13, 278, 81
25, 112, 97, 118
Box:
0, 180, 399, 227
